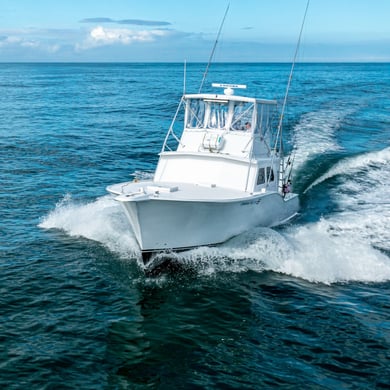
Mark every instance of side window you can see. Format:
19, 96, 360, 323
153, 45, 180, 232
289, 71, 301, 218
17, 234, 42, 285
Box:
186, 99, 205, 128
267, 167, 274, 182
231, 102, 254, 131
257, 104, 273, 135
257, 167, 274, 185
257, 168, 265, 185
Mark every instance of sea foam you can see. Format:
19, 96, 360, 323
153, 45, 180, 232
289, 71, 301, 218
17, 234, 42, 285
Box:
39, 194, 140, 258
38, 108, 390, 284
292, 108, 346, 171
305, 146, 390, 193
39, 176, 390, 285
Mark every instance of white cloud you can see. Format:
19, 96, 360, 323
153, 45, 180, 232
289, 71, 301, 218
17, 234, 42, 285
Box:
78, 26, 170, 50
0, 29, 64, 53
0, 35, 22, 46
0, 34, 41, 49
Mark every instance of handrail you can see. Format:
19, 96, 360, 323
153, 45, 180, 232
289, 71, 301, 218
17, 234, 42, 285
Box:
161, 97, 185, 152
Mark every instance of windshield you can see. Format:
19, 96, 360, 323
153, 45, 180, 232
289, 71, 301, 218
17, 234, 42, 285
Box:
185, 98, 257, 132
231, 102, 254, 131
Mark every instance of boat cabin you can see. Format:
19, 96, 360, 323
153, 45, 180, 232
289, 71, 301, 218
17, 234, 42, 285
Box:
154, 84, 281, 194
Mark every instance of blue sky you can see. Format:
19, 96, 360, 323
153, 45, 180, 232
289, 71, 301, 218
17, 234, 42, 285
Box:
1, 0, 389, 62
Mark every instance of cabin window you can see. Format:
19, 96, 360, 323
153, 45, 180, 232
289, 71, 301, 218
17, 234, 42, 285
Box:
257, 168, 265, 185
257, 167, 274, 185
256, 104, 274, 135
231, 102, 254, 131
206, 102, 228, 129
267, 167, 275, 182
186, 99, 205, 128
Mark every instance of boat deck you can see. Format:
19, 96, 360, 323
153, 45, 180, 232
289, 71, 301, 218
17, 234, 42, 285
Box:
107, 180, 272, 203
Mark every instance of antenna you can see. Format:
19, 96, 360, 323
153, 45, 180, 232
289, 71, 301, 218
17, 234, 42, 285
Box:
212, 83, 246, 95
275, 0, 310, 152
183, 60, 187, 95
198, 3, 230, 93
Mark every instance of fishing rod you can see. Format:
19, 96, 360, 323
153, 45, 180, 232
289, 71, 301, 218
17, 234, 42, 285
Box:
198, 3, 230, 93
286, 150, 296, 182
183, 59, 187, 95
274, 0, 310, 192
276, 0, 310, 153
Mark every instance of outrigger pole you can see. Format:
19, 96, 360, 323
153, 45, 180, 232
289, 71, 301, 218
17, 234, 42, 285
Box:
198, 3, 230, 93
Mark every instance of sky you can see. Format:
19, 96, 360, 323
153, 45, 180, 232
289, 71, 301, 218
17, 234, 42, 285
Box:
0, 0, 389, 62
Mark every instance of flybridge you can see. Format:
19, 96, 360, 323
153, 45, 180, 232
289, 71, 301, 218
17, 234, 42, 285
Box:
105, 0, 307, 260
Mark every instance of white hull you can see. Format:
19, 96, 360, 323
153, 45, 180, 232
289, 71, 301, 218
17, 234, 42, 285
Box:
117, 192, 299, 252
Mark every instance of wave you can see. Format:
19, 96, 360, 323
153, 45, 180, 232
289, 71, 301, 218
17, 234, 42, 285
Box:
39, 183, 390, 284
301, 146, 390, 254
131, 170, 154, 181
39, 194, 140, 259
292, 108, 347, 172
174, 221, 390, 285
305, 146, 390, 193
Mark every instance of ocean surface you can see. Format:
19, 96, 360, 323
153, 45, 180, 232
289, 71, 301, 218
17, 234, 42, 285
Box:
1, 62, 389, 389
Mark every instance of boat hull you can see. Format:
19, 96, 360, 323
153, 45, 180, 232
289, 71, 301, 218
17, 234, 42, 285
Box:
117, 192, 299, 252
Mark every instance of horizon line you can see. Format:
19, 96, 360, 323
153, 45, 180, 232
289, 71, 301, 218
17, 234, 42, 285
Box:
0, 60, 389, 64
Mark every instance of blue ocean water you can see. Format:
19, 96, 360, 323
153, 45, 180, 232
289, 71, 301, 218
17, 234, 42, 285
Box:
1, 62, 389, 389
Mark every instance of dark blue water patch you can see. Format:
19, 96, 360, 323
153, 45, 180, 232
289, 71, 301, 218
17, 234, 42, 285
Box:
97, 272, 390, 389
1, 63, 389, 389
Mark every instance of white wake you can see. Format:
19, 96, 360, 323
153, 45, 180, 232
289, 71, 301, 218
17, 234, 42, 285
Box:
39, 146, 390, 285
38, 107, 389, 284
305, 146, 390, 193
174, 222, 390, 285
292, 108, 346, 172
39, 194, 140, 258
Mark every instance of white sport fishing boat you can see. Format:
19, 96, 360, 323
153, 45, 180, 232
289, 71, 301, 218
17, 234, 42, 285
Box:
107, 83, 299, 262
